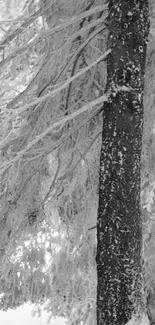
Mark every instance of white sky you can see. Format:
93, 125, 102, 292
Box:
0, 303, 66, 325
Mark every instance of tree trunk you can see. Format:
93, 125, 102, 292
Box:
96, 1, 150, 325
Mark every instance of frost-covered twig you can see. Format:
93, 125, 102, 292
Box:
0, 4, 108, 70
7, 22, 107, 109
39, 158, 61, 208
2, 96, 107, 158
58, 131, 101, 180
11, 50, 110, 114
0, 1, 52, 48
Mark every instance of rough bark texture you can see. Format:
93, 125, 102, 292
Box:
96, 1, 149, 325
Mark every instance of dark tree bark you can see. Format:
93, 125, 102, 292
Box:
96, 1, 150, 325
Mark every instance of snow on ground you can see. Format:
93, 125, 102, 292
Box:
0, 303, 66, 325
126, 314, 150, 325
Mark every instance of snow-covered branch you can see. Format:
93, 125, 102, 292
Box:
0, 4, 108, 69
11, 50, 110, 114
0, 95, 107, 166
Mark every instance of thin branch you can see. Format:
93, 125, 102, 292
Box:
7, 21, 106, 109
28, 104, 103, 158
65, 0, 96, 112
0, 0, 52, 49
39, 158, 61, 208
87, 226, 96, 231
58, 131, 102, 180
11, 50, 110, 114
0, 4, 108, 70
0, 101, 104, 174
0, 156, 44, 232
0, 95, 108, 161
